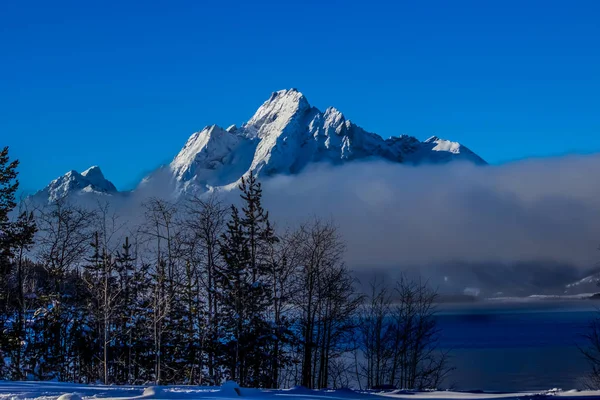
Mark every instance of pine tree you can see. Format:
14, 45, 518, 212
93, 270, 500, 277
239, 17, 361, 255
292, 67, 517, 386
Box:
82, 231, 122, 383
216, 173, 281, 387
238, 172, 274, 283
3, 208, 37, 379
0, 147, 19, 262
239, 173, 278, 387
10, 210, 37, 375
0, 148, 37, 379
0, 147, 20, 335
217, 206, 251, 383
0, 147, 18, 378
113, 236, 136, 383
176, 259, 204, 384
114, 236, 153, 384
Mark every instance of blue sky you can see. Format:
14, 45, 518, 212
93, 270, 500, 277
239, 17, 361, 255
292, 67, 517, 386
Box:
2, 0, 599, 194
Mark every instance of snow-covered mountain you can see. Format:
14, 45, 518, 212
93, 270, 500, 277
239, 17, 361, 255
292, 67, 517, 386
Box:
33, 88, 486, 202
167, 88, 486, 194
564, 270, 600, 295
33, 166, 118, 203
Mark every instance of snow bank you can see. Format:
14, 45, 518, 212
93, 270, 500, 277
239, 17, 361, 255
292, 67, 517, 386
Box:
0, 381, 599, 400
57, 394, 82, 400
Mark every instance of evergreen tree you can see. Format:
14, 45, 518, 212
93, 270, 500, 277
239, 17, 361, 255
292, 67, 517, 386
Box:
0, 147, 19, 265
113, 236, 153, 384
0, 147, 19, 378
217, 173, 281, 387
113, 236, 136, 383
176, 259, 205, 384
0, 148, 37, 379
10, 210, 37, 374
217, 206, 251, 383
238, 173, 279, 282
82, 231, 123, 384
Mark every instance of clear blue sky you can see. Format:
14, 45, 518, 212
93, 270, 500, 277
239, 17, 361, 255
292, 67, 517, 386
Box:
2, 0, 600, 194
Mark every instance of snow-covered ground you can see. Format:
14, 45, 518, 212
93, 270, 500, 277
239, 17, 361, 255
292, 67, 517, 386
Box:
0, 382, 599, 400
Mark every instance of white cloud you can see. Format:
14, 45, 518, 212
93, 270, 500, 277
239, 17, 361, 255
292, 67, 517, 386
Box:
261, 156, 600, 270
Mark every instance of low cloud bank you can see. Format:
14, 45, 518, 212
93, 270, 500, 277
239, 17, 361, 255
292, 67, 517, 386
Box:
35, 154, 600, 294
262, 155, 600, 276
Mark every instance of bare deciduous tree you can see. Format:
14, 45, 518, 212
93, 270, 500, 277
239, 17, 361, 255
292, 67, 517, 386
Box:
579, 314, 600, 389
289, 218, 362, 389
36, 198, 97, 293
354, 273, 453, 390
34, 198, 97, 380
139, 197, 180, 385
357, 275, 394, 389
184, 194, 227, 384
84, 202, 126, 384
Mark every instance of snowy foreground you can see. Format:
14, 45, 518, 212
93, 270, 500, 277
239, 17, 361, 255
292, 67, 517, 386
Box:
1, 382, 600, 400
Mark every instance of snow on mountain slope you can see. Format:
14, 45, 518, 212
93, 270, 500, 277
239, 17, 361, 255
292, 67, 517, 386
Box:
33, 166, 118, 203
170, 124, 257, 193
405, 136, 486, 164
167, 89, 487, 195
564, 270, 600, 294
34, 89, 486, 201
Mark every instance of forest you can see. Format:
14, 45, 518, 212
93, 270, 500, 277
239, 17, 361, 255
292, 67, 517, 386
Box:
0, 147, 450, 389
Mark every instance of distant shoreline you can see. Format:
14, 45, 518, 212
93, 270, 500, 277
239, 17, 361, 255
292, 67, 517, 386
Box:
435, 292, 600, 304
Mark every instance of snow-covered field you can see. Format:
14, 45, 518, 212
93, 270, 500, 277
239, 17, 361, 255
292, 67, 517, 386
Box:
0, 382, 599, 400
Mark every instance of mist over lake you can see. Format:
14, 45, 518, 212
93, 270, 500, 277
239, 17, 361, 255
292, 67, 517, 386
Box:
436, 300, 598, 391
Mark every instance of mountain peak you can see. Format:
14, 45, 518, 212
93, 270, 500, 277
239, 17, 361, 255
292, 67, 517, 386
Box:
261, 88, 308, 110
80, 165, 117, 192
267, 88, 302, 101
81, 165, 105, 180
33, 166, 117, 203
244, 89, 311, 139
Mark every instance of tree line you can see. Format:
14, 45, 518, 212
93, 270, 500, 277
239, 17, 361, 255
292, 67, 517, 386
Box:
0, 147, 451, 389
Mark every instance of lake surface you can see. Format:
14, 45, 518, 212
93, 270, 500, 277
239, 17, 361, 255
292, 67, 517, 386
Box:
435, 300, 600, 391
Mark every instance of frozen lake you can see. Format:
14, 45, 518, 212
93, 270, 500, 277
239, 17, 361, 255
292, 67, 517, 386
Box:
436, 300, 600, 391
